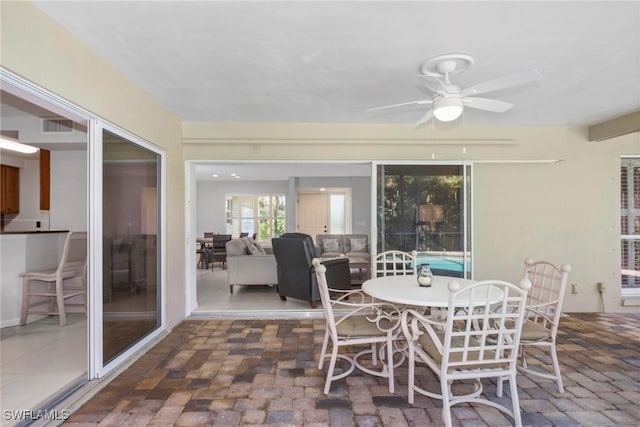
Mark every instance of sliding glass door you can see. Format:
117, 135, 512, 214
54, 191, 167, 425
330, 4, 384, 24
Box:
376, 163, 472, 278
102, 129, 161, 365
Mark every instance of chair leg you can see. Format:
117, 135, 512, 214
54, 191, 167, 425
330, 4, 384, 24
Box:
509, 373, 523, 427
324, 346, 339, 395
56, 277, 66, 326
20, 276, 30, 325
407, 343, 415, 404
385, 336, 394, 393
441, 378, 453, 427
318, 330, 330, 369
550, 345, 564, 393
497, 375, 504, 397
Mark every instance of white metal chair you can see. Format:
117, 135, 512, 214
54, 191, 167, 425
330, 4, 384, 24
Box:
516, 258, 571, 393
313, 258, 401, 394
20, 231, 87, 326
401, 278, 531, 427
375, 250, 415, 277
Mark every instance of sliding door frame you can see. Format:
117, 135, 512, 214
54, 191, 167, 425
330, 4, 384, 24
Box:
370, 160, 474, 279
1, 68, 167, 380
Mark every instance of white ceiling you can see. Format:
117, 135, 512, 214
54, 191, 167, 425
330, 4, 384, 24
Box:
32, 1, 640, 128
5, 2, 639, 181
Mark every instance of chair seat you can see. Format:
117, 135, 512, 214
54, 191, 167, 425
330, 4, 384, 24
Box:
22, 264, 85, 281
336, 314, 391, 338
521, 319, 552, 342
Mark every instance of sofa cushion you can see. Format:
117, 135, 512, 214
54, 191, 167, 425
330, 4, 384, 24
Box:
350, 237, 367, 252
226, 238, 249, 256
322, 238, 340, 253
246, 244, 262, 255
254, 241, 268, 255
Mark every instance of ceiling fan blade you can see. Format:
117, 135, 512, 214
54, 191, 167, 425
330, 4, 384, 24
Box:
461, 69, 542, 97
463, 97, 514, 113
415, 109, 434, 126
366, 99, 432, 112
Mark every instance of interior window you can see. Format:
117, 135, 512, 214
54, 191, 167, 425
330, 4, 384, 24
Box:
226, 195, 285, 242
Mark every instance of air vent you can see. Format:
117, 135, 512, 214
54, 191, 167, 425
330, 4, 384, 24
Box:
41, 117, 74, 134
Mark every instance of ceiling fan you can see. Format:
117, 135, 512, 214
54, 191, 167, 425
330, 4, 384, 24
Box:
366, 53, 542, 125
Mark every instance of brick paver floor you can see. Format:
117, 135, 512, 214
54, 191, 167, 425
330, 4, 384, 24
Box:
64, 313, 640, 426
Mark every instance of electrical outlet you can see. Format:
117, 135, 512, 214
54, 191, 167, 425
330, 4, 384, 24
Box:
571, 283, 579, 294
597, 282, 606, 293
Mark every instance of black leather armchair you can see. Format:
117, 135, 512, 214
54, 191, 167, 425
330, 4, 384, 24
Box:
271, 233, 351, 308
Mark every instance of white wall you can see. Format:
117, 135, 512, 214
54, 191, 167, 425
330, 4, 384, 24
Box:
50, 150, 87, 231
184, 122, 640, 314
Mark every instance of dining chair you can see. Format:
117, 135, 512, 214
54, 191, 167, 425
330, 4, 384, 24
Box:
515, 257, 571, 393
401, 278, 531, 427
211, 234, 232, 269
375, 250, 415, 277
313, 258, 402, 394
20, 231, 88, 327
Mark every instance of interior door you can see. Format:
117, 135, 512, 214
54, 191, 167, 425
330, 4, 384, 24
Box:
297, 193, 329, 239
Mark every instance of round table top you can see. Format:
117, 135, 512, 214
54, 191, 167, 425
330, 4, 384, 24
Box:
362, 274, 480, 308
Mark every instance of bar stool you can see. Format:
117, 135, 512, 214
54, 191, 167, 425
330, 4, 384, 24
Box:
20, 231, 87, 326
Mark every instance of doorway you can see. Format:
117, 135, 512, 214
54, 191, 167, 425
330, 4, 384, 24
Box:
297, 189, 351, 241
297, 192, 329, 237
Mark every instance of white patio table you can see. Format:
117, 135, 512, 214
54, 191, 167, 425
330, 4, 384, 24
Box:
362, 274, 491, 308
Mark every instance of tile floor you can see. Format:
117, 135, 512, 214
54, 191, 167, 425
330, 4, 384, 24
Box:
0, 313, 87, 426
0, 267, 313, 427
62, 312, 640, 427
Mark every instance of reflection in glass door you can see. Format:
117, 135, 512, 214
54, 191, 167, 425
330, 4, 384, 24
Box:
376, 163, 472, 279
102, 130, 161, 364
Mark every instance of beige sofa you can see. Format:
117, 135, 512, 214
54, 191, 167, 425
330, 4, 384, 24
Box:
225, 237, 278, 294
315, 234, 370, 261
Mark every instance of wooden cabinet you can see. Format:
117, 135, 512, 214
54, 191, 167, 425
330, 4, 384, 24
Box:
40, 149, 50, 210
0, 164, 20, 214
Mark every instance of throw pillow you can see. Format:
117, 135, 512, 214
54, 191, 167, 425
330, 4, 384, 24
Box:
350, 238, 367, 252
254, 242, 268, 255
246, 244, 261, 255
323, 238, 340, 253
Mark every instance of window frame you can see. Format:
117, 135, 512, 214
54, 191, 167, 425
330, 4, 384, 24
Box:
225, 193, 286, 242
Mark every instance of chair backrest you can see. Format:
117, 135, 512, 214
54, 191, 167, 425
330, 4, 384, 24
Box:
312, 260, 338, 338
523, 258, 571, 332
204, 232, 214, 238
212, 234, 232, 248
271, 233, 315, 268
375, 250, 415, 277
441, 278, 531, 370
59, 231, 88, 275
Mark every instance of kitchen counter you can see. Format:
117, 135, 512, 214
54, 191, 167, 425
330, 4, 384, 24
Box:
0, 230, 68, 235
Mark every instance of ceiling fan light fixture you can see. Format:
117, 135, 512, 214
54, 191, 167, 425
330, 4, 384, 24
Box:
0, 136, 39, 154
433, 97, 463, 122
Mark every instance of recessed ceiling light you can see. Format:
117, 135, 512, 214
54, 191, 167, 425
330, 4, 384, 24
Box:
212, 173, 219, 178
234, 175, 241, 179
320, 188, 326, 191
231, 173, 237, 176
